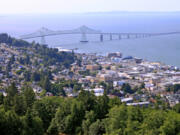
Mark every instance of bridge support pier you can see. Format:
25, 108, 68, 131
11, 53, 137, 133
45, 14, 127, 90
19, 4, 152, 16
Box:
135, 34, 138, 38
110, 34, 112, 40
41, 36, 46, 45
127, 34, 130, 39
80, 32, 88, 43
119, 35, 121, 40
100, 34, 103, 42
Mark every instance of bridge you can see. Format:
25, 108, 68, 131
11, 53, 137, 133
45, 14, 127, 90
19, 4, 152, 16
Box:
20, 25, 180, 45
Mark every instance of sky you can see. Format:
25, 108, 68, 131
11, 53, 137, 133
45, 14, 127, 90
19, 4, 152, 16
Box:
0, 0, 180, 14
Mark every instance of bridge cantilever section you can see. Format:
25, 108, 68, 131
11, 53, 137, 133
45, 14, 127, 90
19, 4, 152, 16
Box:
20, 25, 101, 44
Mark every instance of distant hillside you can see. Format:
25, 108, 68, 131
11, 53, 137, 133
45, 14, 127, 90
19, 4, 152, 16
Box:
85, 11, 180, 15
0, 33, 76, 67
0, 33, 31, 47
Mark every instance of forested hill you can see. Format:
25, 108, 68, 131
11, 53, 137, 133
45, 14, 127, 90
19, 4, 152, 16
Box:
0, 33, 31, 47
0, 33, 76, 67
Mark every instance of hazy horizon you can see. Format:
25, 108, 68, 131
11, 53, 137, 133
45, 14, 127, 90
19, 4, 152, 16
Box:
1, 10, 180, 16
1, 0, 180, 14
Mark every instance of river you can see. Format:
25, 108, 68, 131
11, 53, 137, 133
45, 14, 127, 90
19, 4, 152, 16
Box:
0, 12, 180, 67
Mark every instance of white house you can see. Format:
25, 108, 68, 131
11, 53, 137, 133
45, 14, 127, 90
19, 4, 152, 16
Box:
85, 88, 104, 96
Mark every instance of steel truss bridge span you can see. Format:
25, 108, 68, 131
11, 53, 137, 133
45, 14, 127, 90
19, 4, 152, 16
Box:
20, 25, 180, 45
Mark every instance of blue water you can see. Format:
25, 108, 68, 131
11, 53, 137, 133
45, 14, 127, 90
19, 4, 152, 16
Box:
0, 13, 180, 67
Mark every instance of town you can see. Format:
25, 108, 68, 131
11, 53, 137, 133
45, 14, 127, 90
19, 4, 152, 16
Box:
0, 35, 180, 108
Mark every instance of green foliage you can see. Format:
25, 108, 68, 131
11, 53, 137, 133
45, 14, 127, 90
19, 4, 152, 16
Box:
88, 120, 105, 135
24, 70, 31, 81
0, 66, 2, 72
48, 100, 85, 134
41, 76, 51, 92
9, 55, 15, 64
0, 93, 4, 105
166, 84, 180, 93
48, 83, 60, 96
34, 45, 75, 67
31, 72, 41, 82
6, 82, 18, 98
33, 97, 62, 131
140, 82, 145, 89
77, 90, 96, 111
0, 33, 76, 70
16, 69, 24, 75
73, 84, 82, 93
0, 33, 31, 47
23, 86, 36, 108
14, 95, 27, 116
0, 108, 7, 134
0, 109, 23, 135
173, 103, 180, 113
108, 96, 122, 108
6, 61, 11, 77
106, 66, 110, 70
21, 109, 44, 135
79, 70, 91, 76
39, 89, 46, 97
47, 99, 72, 135
49, 79, 82, 96
121, 83, 134, 94
82, 111, 96, 135
0, 83, 180, 135
78, 70, 97, 77
105, 105, 128, 134
98, 81, 113, 94
5, 110, 23, 135
94, 93, 109, 119
160, 111, 180, 135
142, 110, 165, 134
4, 83, 18, 110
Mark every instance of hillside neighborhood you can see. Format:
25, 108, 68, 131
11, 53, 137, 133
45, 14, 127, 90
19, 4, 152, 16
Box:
0, 39, 180, 107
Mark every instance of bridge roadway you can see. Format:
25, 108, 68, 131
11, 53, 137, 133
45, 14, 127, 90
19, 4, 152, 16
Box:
20, 25, 180, 44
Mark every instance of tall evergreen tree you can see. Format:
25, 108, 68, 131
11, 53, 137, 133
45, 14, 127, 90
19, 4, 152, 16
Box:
42, 76, 51, 92
14, 95, 27, 116
23, 86, 35, 108
22, 109, 44, 135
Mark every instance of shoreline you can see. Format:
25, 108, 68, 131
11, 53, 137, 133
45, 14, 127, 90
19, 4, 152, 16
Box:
55, 46, 179, 70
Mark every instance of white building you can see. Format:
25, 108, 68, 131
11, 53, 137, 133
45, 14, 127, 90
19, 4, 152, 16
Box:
85, 88, 104, 96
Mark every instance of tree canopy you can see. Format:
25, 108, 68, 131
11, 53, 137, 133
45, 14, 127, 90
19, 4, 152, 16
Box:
0, 83, 180, 135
